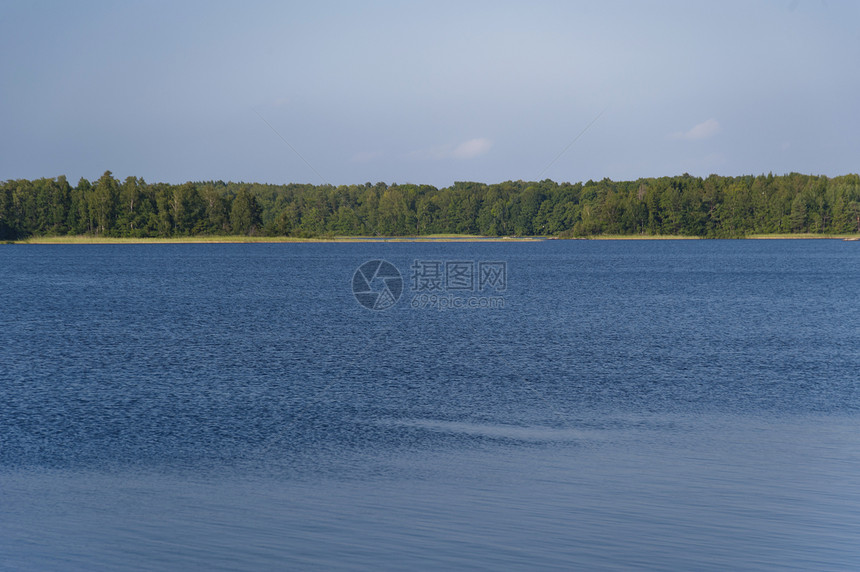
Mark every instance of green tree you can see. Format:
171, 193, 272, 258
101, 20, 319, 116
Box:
154, 184, 174, 236
230, 188, 263, 235
91, 171, 119, 235
171, 183, 205, 234
0, 182, 16, 239
789, 194, 807, 232
849, 201, 860, 233
201, 184, 230, 234
67, 177, 93, 234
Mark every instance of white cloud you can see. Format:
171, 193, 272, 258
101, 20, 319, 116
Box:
450, 138, 493, 159
671, 119, 721, 141
350, 151, 384, 163
410, 138, 493, 160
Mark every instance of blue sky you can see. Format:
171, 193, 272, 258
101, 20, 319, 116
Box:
1, 0, 858, 188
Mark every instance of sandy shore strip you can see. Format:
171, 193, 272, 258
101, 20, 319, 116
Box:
9, 233, 860, 244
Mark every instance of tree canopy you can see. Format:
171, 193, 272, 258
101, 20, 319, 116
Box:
1, 171, 859, 240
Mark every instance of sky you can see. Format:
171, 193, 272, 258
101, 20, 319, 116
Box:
1, 0, 858, 188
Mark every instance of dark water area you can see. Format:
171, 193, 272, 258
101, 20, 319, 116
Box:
1, 240, 859, 570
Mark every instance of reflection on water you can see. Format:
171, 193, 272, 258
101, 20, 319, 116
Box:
1, 241, 859, 570
3, 414, 860, 571
373, 418, 601, 441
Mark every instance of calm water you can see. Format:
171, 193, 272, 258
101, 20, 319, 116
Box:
1, 240, 859, 570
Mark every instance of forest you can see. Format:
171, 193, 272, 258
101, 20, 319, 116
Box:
1, 171, 859, 240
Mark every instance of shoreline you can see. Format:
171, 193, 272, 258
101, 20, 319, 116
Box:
7, 233, 860, 245
10, 235, 544, 245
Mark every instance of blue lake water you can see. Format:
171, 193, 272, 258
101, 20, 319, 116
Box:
1, 240, 859, 570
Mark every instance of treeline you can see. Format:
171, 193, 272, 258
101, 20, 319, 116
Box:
2, 171, 860, 240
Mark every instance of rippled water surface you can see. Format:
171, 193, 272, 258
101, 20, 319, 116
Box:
1, 240, 859, 570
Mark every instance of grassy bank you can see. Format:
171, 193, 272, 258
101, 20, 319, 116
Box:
584, 233, 860, 240
12, 234, 545, 244
9, 233, 860, 245
746, 233, 860, 239
15, 235, 345, 244
578, 234, 704, 240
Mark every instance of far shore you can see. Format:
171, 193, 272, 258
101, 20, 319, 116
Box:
11, 234, 543, 245
7, 233, 860, 245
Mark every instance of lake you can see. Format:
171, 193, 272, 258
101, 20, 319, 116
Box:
1, 240, 859, 570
